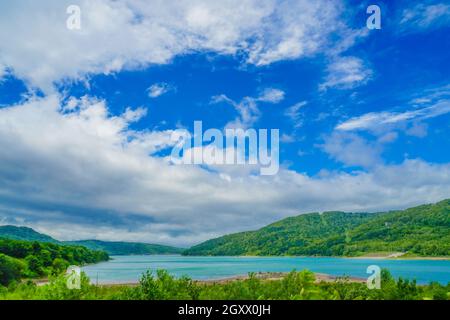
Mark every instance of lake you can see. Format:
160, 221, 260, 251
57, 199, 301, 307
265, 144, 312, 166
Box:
82, 255, 450, 285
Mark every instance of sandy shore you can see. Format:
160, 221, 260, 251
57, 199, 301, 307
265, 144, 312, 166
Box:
345, 253, 450, 260
194, 272, 366, 285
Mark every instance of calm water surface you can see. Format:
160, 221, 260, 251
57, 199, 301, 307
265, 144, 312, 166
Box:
82, 255, 450, 285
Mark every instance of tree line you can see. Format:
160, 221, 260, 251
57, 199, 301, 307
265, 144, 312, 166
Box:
0, 238, 109, 286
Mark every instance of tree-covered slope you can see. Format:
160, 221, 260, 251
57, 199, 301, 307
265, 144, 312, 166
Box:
0, 239, 109, 286
184, 199, 450, 257
65, 240, 183, 255
0, 226, 59, 243
342, 199, 450, 256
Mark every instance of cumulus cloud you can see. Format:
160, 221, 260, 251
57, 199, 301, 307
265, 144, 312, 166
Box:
0, 1, 449, 246
0, 0, 348, 91
320, 56, 372, 91
1, 95, 450, 245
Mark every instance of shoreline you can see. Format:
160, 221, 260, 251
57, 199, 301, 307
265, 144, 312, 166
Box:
93, 271, 367, 287
114, 253, 450, 260
195, 272, 367, 285
345, 256, 450, 261
344, 254, 450, 261
180, 254, 450, 261
32, 254, 449, 287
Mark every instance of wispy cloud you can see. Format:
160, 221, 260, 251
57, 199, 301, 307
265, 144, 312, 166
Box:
284, 101, 307, 129
147, 82, 175, 98
400, 3, 450, 31
320, 56, 372, 91
336, 100, 450, 131
211, 88, 285, 128
257, 88, 285, 103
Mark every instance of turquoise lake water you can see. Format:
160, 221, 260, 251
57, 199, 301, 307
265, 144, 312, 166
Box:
82, 255, 450, 285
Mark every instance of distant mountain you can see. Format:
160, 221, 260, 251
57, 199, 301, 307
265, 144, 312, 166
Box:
65, 240, 183, 255
0, 225, 183, 255
0, 225, 59, 243
183, 199, 450, 257
4, 199, 449, 258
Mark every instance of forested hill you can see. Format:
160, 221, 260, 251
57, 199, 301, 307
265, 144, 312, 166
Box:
65, 240, 183, 255
0, 239, 109, 286
0, 226, 59, 243
0, 225, 183, 255
183, 199, 450, 257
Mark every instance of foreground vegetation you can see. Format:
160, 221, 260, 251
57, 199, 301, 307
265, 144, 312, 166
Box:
0, 239, 109, 286
0, 269, 448, 300
185, 199, 450, 257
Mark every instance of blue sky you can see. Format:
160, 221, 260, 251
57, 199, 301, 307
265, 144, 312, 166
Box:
0, 0, 449, 245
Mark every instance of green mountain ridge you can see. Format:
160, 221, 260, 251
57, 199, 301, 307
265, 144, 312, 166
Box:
0, 226, 182, 255
2, 199, 449, 257
184, 199, 450, 257
0, 226, 59, 243
65, 240, 183, 255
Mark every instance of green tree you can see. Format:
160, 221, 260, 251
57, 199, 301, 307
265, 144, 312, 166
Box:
0, 253, 25, 286
51, 258, 69, 276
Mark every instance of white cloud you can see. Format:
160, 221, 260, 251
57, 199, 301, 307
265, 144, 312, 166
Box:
401, 3, 450, 30
1, 95, 450, 245
0, 0, 348, 91
285, 101, 307, 129
377, 131, 399, 144
147, 82, 174, 98
325, 86, 450, 172
406, 122, 428, 138
257, 88, 285, 103
0, 64, 5, 80
320, 56, 372, 90
336, 100, 450, 131
122, 106, 148, 122
280, 133, 296, 143
327, 88, 450, 170
0, 2, 449, 246
322, 132, 382, 168
246, 1, 343, 66
212, 88, 285, 129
